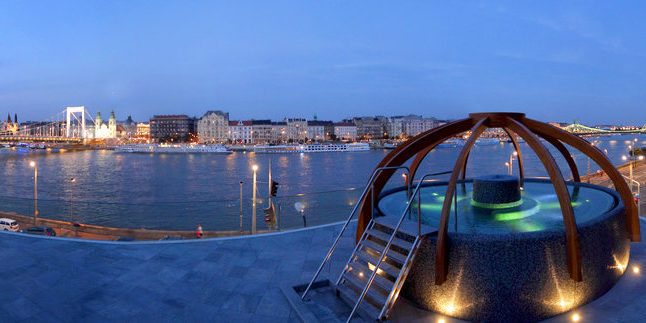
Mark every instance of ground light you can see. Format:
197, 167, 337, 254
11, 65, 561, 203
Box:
633, 266, 640, 274
571, 313, 581, 321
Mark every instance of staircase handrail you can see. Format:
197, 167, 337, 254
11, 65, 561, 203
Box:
347, 171, 450, 322
300, 166, 410, 300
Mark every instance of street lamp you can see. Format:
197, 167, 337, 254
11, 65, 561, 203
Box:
29, 161, 38, 224
70, 178, 76, 223
623, 154, 635, 193
252, 164, 258, 235
70, 177, 77, 236
505, 162, 510, 175
509, 151, 517, 175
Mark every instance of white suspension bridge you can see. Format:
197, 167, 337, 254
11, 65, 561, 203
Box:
0, 106, 97, 143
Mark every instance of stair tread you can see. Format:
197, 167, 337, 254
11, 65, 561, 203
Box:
373, 215, 437, 236
347, 261, 394, 292
361, 239, 408, 264
341, 272, 388, 305
356, 248, 401, 278
337, 282, 382, 320
367, 228, 413, 250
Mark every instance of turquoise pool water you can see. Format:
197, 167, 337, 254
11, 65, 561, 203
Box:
377, 181, 617, 234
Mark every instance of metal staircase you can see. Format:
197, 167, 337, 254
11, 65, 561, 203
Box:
335, 216, 430, 321
300, 167, 445, 322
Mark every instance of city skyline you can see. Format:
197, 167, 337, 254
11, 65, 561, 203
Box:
2, 2, 646, 124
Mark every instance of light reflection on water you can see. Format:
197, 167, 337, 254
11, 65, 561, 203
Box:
0, 134, 642, 231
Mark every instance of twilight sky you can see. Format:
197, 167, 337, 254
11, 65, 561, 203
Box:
1, 1, 645, 124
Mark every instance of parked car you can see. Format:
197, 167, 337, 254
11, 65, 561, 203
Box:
0, 218, 19, 232
21, 225, 56, 236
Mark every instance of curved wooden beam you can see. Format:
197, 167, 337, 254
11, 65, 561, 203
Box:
539, 135, 581, 182
435, 118, 489, 284
356, 118, 475, 241
460, 151, 470, 180
524, 118, 640, 242
506, 117, 582, 281
409, 145, 434, 184
502, 128, 524, 179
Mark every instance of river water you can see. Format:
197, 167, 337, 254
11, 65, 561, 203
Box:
0, 134, 643, 232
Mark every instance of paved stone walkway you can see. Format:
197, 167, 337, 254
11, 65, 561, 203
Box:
0, 223, 355, 322
1, 218, 645, 322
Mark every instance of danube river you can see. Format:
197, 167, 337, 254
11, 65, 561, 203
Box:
1, 134, 644, 232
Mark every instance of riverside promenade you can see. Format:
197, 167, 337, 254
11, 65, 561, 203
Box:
0, 222, 355, 322
0, 217, 645, 322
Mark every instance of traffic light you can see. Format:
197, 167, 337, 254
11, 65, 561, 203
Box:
263, 202, 276, 225
271, 180, 279, 197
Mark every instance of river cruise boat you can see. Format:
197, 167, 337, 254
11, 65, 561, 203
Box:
475, 138, 500, 146
437, 139, 465, 148
253, 142, 370, 153
115, 144, 232, 154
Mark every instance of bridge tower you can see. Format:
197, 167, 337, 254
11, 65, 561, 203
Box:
66, 106, 87, 138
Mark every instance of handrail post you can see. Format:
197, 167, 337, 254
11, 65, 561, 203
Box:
417, 188, 421, 236
300, 165, 410, 301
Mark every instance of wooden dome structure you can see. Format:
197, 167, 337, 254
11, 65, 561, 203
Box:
357, 112, 641, 284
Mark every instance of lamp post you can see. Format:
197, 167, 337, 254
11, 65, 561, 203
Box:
505, 162, 510, 175
623, 154, 634, 193
252, 164, 258, 235
29, 161, 38, 224
509, 151, 517, 175
239, 181, 243, 232
70, 178, 76, 223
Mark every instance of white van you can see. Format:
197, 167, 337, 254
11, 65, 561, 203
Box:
0, 218, 19, 232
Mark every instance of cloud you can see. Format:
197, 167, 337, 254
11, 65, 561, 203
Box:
495, 49, 582, 64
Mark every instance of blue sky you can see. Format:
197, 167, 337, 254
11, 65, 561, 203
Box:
1, 1, 645, 124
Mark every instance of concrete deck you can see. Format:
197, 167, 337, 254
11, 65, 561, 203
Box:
0, 217, 644, 322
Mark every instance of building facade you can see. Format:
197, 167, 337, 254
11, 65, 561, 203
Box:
353, 116, 389, 139
229, 120, 253, 144
94, 110, 117, 139
251, 120, 273, 144
306, 120, 334, 141
135, 123, 150, 141
197, 110, 229, 144
286, 118, 307, 142
150, 115, 197, 142
271, 122, 288, 143
333, 122, 357, 141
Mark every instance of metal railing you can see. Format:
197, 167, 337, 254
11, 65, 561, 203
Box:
622, 174, 641, 217
346, 170, 454, 321
300, 166, 411, 300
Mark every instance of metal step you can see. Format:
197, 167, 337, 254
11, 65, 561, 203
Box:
340, 272, 387, 305
367, 228, 413, 250
361, 239, 408, 264
355, 248, 401, 278
337, 282, 382, 320
347, 261, 394, 292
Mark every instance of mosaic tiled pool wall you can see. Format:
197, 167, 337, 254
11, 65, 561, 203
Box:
398, 184, 629, 322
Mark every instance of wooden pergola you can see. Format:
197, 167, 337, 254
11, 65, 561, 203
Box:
357, 112, 641, 285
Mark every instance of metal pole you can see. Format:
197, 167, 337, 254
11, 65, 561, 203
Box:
70, 180, 74, 222
239, 181, 243, 232
252, 166, 257, 235
268, 159, 272, 206
34, 165, 38, 224
630, 156, 634, 193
